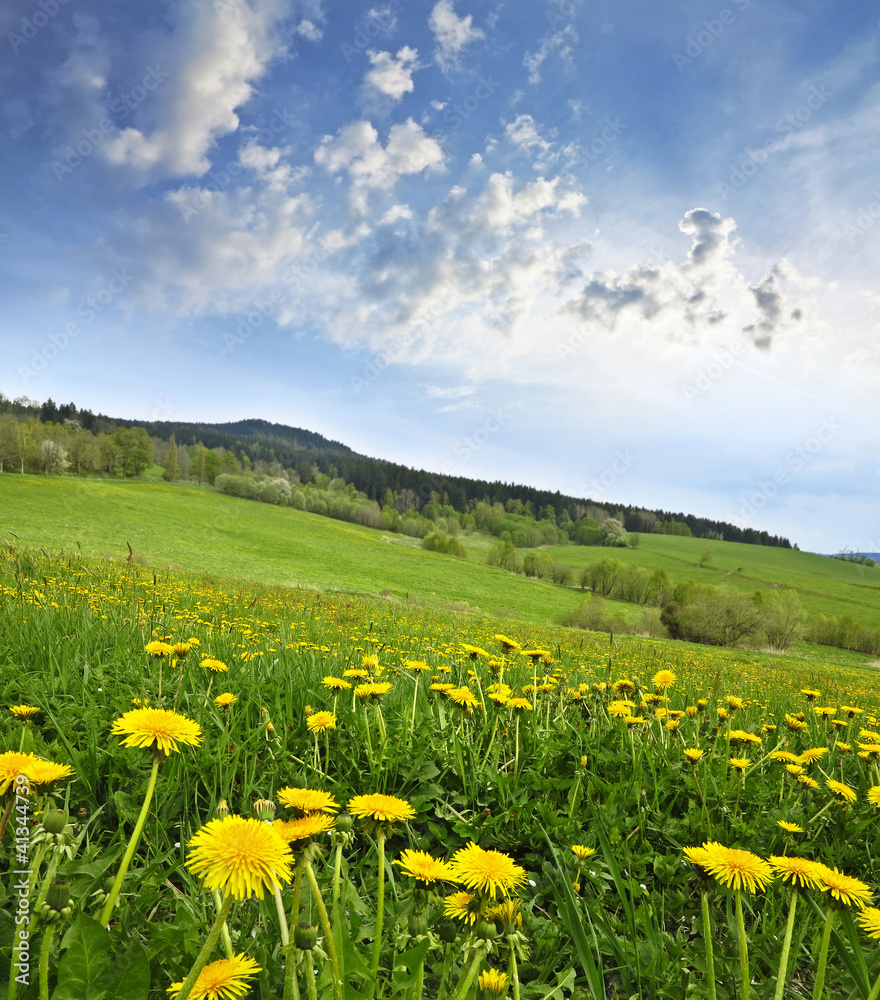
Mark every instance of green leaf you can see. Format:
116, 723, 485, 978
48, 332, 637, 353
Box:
51, 913, 112, 1000
94, 939, 150, 1000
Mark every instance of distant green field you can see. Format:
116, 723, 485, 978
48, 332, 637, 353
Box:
544, 533, 880, 629
0, 475, 585, 625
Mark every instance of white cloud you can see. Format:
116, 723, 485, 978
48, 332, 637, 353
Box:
98, 0, 289, 180
365, 47, 420, 101
523, 25, 578, 85
297, 19, 322, 40
429, 0, 484, 71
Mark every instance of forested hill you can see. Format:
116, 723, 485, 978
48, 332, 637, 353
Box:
113, 415, 790, 549
5, 397, 792, 548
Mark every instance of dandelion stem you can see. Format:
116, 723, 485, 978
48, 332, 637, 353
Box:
449, 943, 488, 1000
100, 754, 161, 928
174, 892, 234, 1000
509, 940, 521, 1000
274, 883, 291, 947
773, 888, 798, 1000
866, 967, 880, 1000
735, 888, 750, 1000
282, 943, 301, 1000
303, 858, 343, 1000
701, 891, 717, 1000
367, 830, 387, 996
38, 921, 57, 1000
212, 890, 234, 958
811, 907, 835, 1000
304, 949, 318, 1000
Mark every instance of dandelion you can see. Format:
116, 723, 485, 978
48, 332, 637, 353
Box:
728, 730, 762, 746
700, 843, 774, 894
624, 716, 646, 727
727, 696, 745, 710
868, 786, 880, 807
652, 669, 676, 689
449, 687, 482, 713
856, 907, 880, 940
111, 708, 203, 756
362, 653, 379, 670
448, 841, 528, 900
777, 820, 804, 833
796, 747, 828, 765
444, 890, 480, 924
729, 758, 751, 773
813, 865, 872, 909
768, 856, 824, 889
394, 849, 454, 884
167, 953, 261, 1000
684, 748, 705, 764
213, 693, 237, 708
801, 688, 820, 700
10, 705, 40, 719
186, 815, 293, 900
343, 668, 368, 679
825, 779, 856, 804
25, 759, 75, 788
200, 657, 228, 673
797, 775, 819, 789
785, 714, 807, 732
171, 641, 192, 658
273, 813, 335, 845
478, 968, 509, 997
306, 711, 336, 734
322, 676, 351, 690
145, 641, 173, 656
277, 787, 339, 815
770, 751, 799, 763
506, 698, 533, 711
841, 705, 864, 717
570, 845, 595, 860
494, 634, 521, 652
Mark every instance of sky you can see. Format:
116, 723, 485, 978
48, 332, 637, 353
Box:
1, 0, 878, 554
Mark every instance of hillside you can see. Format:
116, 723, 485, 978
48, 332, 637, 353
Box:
1, 475, 877, 659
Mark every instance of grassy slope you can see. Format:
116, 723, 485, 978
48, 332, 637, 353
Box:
0, 475, 585, 625
544, 533, 880, 629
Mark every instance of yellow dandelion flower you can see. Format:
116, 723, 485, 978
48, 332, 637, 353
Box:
10, 705, 40, 718
624, 716, 646, 727
185, 815, 293, 900
277, 787, 339, 815
777, 820, 804, 833
444, 890, 480, 924
797, 747, 829, 765
273, 813, 335, 845
856, 907, 880, 940
214, 693, 237, 708
700, 842, 775, 893
507, 698, 533, 711
448, 841, 528, 899
306, 711, 336, 734
347, 793, 416, 824
171, 642, 192, 658
813, 864, 873, 909
478, 968, 509, 996
785, 714, 807, 731
343, 668, 369, 679
322, 676, 351, 690
797, 775, 819, 789
728, 730, 762, 746
867, 787, 880, 807
394, 849, 455, 884
825, 779, 856, 804
684, 748, 705, 764
768, 856, 824, 889
770, 751, 799, 763
404, 659, 432, 671
571, 845, 595, 860
494, 634, 521, 652
652, 669, 676, 689
0, 751, 39, 795
362, 654, 379, 670
144, 641, 173, 657
24, 759, 75, 788
167, 953, 261, 999
110, 708, 203, 756
200, 657, 229, 673
485, 898, 522, 931
729, 758, 751, 772
786, 764, 805, 777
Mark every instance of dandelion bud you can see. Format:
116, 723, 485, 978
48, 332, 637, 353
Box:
475, 919, 500, 941
215, 798, 230, 818
294, 923, 318, 950
438, 922, 457, 943
253, 799, 276, 821
408, 912, 428, 937
579, 756, 587, 769
42, 808, 68, 835
47, 881, 71, 912
335, 813, 353, 834
172, 642, 191, 657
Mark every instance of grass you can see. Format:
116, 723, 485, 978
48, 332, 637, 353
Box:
0, 475, 586, 625
544, 533, 880, 629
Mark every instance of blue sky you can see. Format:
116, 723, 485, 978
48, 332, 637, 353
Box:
1, 0, 878, 552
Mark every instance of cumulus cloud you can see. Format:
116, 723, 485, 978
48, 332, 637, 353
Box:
95, 0, 290, 180
429, 0, 484, 71
562, 208, 809, 352
364, 47, 420, 101
315, 118, 443, 214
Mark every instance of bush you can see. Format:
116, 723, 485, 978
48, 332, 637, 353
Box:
421, 532, 467, 558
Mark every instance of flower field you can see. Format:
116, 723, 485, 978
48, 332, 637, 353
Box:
1, 546, 880, 999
